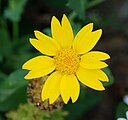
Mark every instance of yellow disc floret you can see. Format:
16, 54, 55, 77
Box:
54, 48, 80, 74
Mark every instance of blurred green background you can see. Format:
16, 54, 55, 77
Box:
0, 0, 128, 120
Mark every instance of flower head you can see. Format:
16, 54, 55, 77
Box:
22, 14, 110, 104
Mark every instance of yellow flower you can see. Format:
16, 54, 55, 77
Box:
22, 14, 110, 104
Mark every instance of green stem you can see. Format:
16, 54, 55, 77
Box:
0, 0, 1, 16
13, 22, 19, 41
68, 12, 77, 22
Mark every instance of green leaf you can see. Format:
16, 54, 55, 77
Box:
8, 52, 35, 69
0, 19, 12, 58
67, 0, 104, 20
0, 70, 28, 111
116, 102, 128, 119
102, 68, 114, 87
0, 71, 7, 80
45, 0, 68, 8
86, 0, 104, 9
64, 85, 103, 120
4, 0, 28, 22
0, 72, 8, 87
6, 34, 35, 69
43, 28, 51, 37
0, 55, 3, 63
17, 34, 34, 52
0, 113, 4, 120
72, 22, 82, 36
67, 0, 87, 20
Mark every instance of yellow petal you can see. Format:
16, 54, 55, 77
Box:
80, 53, 108, 69
86, 51, 110, 61
22, 56, 54, 70
73, 23, 93, 53
41, 71, 62, 104
51, 16, 64, 48
60, 74, 80, 104
61, 14, 74, 48
78, 68, 109, 82
70, 75, 80, 103
73, 28, 102, 54
30, 31, 60, 56
94, 70, 109, 82
76, 67, 105, 91
24, 65, 55, 79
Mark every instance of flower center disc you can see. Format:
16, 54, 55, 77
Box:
54, 48, 80, 74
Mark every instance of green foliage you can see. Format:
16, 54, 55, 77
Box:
116, 102, 128, 119
67, 0, 104, 20
86, 0, 104, 9
0, 113, 4, 120
0, 71, 7, 81
0, 70, 28, 111
67, 0, 87, 20
45, 0, 68, 8
4, 0, 28, 22
43, 28, 51, 37
0, 18, 12, 59
71, 22, 82, 36
102, 68, 114, 87
6, 103, 68, 120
